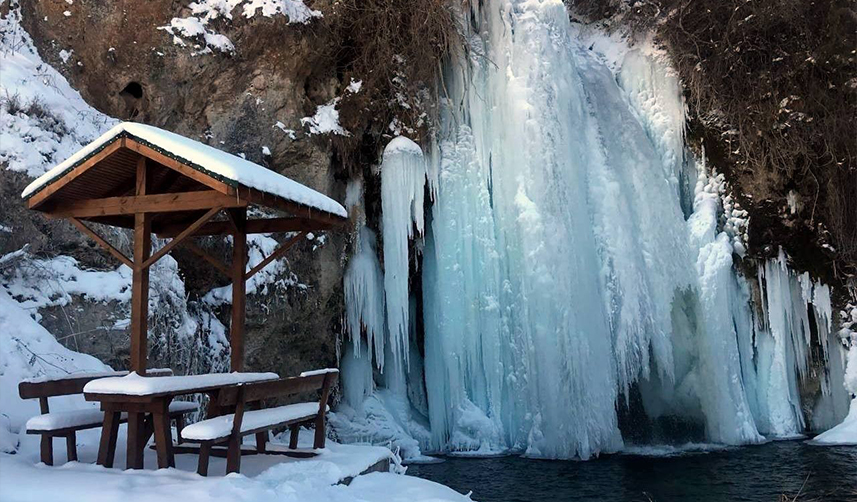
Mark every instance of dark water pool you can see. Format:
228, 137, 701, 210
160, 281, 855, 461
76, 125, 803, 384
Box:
407, 441, 857, 502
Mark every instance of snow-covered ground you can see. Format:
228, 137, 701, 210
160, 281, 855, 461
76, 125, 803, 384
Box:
0, 428, 472, 502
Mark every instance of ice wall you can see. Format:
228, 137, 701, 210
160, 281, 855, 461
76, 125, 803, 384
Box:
338, 0, 851, 458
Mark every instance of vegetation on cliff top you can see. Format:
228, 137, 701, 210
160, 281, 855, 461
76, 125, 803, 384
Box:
573, 0, 857, 289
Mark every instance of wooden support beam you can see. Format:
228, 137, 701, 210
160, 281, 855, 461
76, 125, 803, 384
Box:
141, 207, 222, 270
130, 156, 151, 375
154, 217, 334, 238
182, 240, 231, 278
229, 208, 247, 373
68, 218, 133, 268
236, 187, 347, 227
124, 139, 233, 196
244, 231, 307, 281
27, 140, 124, 209
42, 191, 246, 219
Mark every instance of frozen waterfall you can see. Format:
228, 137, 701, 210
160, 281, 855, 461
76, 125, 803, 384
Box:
335, 0, 853, 460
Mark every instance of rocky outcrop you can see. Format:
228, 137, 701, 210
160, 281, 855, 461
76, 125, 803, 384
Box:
13, 0, 353, 377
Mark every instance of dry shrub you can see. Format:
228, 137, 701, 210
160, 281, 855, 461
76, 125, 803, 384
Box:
571, 0, 857, 280
318, 0, 463, 171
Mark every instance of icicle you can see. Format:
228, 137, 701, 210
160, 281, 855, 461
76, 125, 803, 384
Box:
381, 137, 427, 371
344, 226, 387, 369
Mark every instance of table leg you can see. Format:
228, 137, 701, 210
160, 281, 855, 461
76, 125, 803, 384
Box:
97, 409, 120, 468
152, 399, 175, 469
126, 412, 146, 469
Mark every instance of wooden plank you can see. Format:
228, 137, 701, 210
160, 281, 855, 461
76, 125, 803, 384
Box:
141, 207, 221, 269
131, 157, 151, 375
27, 140, 124, 209
237, 186, 347, 228
124, 139, 233, 195
182, 240, 231, 278
314, 372, 335, 448
229, 208, 248, 373
245, 231, 306, 281
43, 191, 246, 219
19, 374, 124, 399
69, 218, 134, 268
218, 374, 328, 406
155, 217, 333, 238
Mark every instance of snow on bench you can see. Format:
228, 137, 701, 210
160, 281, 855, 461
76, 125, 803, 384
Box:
182, 402, 328, 441
21, 368, 172, 384
26, 401, 198, 432
83, 372, 279, 396
299, 368, 339, 377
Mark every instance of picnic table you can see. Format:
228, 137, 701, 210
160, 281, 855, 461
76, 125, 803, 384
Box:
83, 372, 278, 469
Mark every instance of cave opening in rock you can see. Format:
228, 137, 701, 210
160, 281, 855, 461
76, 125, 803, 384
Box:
120, 81, 143, 99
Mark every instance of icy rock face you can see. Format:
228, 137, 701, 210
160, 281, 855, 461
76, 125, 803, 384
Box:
338, 0, 851, 459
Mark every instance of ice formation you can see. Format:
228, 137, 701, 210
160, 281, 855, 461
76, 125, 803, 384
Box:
335, 0, 852, 458
380, 137, 427, 372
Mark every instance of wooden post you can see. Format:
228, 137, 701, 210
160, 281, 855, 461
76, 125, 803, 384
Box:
229, 208, 248, 372
130, 156, 151, 375
126, 411, 146, 469
152, 399, 175, 469
96, 409, 121, 468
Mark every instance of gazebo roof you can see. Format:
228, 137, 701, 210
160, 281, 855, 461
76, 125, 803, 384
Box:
22, 121, 349, 373
22, 122, 347, 227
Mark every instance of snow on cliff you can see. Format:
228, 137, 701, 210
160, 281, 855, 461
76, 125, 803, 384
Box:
0, 8, 117, 177
161, 0, 322, 54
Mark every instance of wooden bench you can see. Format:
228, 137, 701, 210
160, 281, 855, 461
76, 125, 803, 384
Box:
181, 369, 338, 476
18, 369, 198, 466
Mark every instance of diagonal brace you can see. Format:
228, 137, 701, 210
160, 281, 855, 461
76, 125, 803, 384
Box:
141, 207, 222, 270
244, 231, 307, 281
69, 217, 133, 268
181, 240, 231, 278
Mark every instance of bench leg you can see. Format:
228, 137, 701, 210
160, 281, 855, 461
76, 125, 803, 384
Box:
175, 415, 185, 445
97, 411, 120, 468
40, 435, 53, 466
313, 414, 326, 449
126, 412, 146, 469
255, 432, 267, 454
288, 425, 300, 450
152, 402, 175, 469
226, 435, 241, 474
197, 442, 211, 477
66, 432, 77, 462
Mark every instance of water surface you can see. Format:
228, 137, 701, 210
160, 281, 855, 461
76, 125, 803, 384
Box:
408, 441, 857, 501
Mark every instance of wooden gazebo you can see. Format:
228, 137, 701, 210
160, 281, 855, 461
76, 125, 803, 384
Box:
22, 122, 348, 374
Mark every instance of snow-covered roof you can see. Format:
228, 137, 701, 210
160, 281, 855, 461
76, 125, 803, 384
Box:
21, 122, 347, 219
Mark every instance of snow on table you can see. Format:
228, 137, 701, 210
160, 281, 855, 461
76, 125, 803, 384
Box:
21, 122, 347, 218
25, 401, 198, 432
83, 372, 278, 396
183, 402, 327, 441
